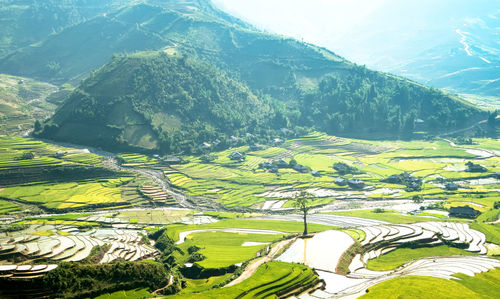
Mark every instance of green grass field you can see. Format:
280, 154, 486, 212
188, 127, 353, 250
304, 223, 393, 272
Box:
366, 245, 476, 271
155, 133, 500, 210
361, 268, 500, 299
177, 231, 283, 268
165, 219, 338, 242
0, 180, 129, 210
167, 261, 314, 298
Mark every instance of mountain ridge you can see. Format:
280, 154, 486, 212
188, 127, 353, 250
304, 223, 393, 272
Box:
0, 0, 486, 152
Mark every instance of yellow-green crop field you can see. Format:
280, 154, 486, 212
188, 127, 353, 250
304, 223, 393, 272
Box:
0, 198, 21, 213
176, 231, 283, 268
168, 261, 315, 298
1, 133, 499, 216
361, 268, 500, 299
0, 136, 103, 169
0, 180, 128, 209
0, 136, 132, 212
145, 132, 500, 210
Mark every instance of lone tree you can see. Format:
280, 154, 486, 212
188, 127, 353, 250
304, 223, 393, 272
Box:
293, 191, 312, 236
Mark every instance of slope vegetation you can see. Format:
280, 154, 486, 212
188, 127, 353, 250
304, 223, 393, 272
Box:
1, 0, 485, 151
37, 52, 275, 153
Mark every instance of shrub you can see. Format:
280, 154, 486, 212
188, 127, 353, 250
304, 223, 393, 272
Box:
187, 245, 201, 254
188, 252, 206, 262
155, 231, 175, 255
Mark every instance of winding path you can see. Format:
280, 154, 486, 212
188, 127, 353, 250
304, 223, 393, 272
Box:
224, 238, 295, 287
438, 119, 488, 138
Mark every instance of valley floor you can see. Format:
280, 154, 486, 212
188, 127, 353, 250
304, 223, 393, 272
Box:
0, 133, 499, 298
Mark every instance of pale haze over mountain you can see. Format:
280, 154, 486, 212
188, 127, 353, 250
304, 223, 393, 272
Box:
212, 0, 500, 98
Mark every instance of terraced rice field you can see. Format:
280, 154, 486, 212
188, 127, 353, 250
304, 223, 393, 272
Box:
1, 133, 498, 297
95, 288, 153, 299
295, 221, 500, 298
0, 199, 21, 214
254, 214, 387, 228
140, 185, 175, 204
158, 133, 500, 210
0, 74, 58, 136
117, 153, 159, 166
0, 225, 159, 264
0, 180, 129, 210
58, 152, 103, 165
0, 264, 58, 279
359, 268, 500, 299
366, 245, 475, 271
169, 261, 320, 298
82, 209, 199, 225
0, 136, 133, 211
0, 137, 102, 169
325, 256, 500, 298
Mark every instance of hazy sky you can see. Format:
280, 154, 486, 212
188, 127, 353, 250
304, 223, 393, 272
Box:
211, 0, 387, 48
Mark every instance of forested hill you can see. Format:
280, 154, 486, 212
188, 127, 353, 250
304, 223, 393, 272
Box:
36, 50, 483, 154
0, 0, 254, 84
36, 52, 278, 153
1, 0, 485, 152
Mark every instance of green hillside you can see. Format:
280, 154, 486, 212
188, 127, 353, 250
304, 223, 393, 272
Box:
0, 73, 57, 135
36, 50, 484, 154
3, 0, 487, 151
36, 52, 276, 153
0, 0, 129, 57
0, 0, 251, 84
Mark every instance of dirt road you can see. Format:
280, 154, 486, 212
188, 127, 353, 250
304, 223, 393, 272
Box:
224, 238, 295, 287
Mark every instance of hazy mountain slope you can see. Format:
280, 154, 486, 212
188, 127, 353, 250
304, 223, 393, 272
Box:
212, 0, 499, 97
329, 0, 500, 97
0, 0, 130, 57
0, 13, 168, 84
2, 0, 485, 152
0, 74, 57, 135
0, 0, 254, 84
28, 1, 485, 152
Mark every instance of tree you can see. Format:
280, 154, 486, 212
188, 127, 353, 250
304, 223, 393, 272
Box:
293, 191, 312, 236
487, 110, 498, 137
487, 110, 498, 128
412, 195, 424, 204
34, 120, 41, 132
19, 152, 35, 160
